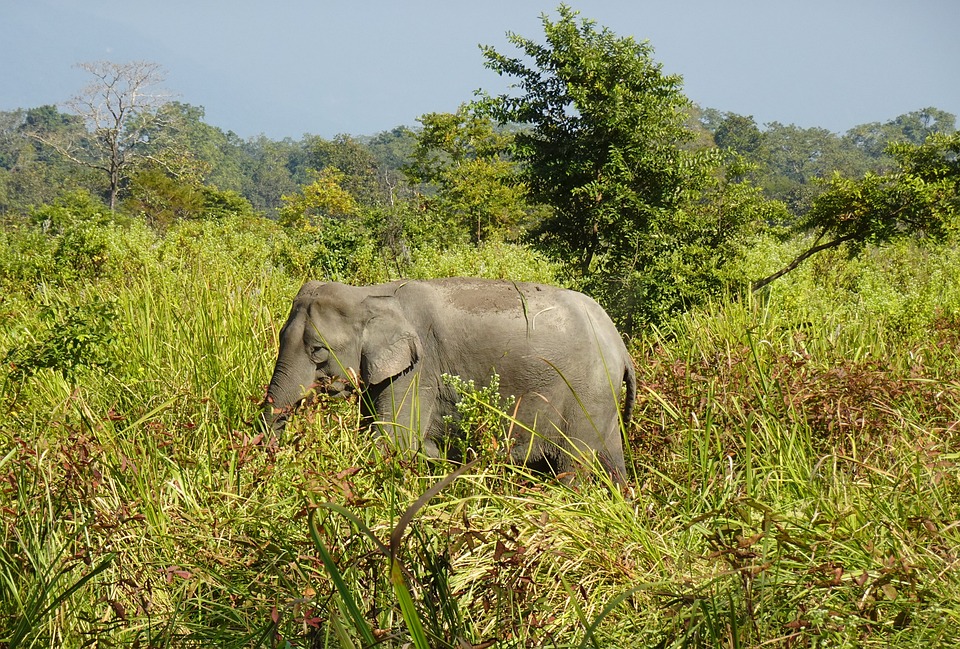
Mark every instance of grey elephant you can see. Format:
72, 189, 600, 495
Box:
260, 278, 635, 483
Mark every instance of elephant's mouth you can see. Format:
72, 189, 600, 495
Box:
261, 374, 359, 433
287, 379, 355, 413
317, 378, 355, 399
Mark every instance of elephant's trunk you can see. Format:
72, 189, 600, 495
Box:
257, 393, 292, 435
258, 358, 317, 435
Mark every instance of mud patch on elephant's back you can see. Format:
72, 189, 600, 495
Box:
439, 281, 536, 317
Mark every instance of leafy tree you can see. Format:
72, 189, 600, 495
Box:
364, 126, 419, 206
312, 134, 385, 207
137, 102, 255, 193
237, 135, 311, 214
890, 107, 957, 144
739, 109, 956, 217
277, 167, 359, 231
121, 164, 256, 229
27, 61, 170, 210
406, 108, 536, 244
477, 6, 757, 327
714, 113, 762, 155
122, 166, 205, 228
753, 132, 960, 291
844, 107, 957, 161
0, 107, 100, 214
749, 123, 872, 215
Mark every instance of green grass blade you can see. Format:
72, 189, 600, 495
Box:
307, 510, 377, 647
391, 559, 431, 649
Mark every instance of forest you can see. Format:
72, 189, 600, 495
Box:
2, 7, 960, 647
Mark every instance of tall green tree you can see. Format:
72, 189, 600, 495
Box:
844, 107, 957, 161
364, 126, 419, 206
405, 108, 535, 244
0, 107, 100, 214
139, 102, 251, 193
714, 113, 762, 155
312, 134, 386, 207
478, 5, 755, 327
237, 136, 308, 214
749, 123, 869, 215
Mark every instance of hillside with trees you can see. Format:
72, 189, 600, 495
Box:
3, 65, 955, 326
2, 6, 959, 647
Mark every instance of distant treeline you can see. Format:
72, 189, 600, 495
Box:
1, 101, 954, 220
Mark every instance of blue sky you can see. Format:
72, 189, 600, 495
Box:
2, 0, 958, 139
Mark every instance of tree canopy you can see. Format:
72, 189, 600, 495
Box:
753, 132, 960, 291
28, 61, 170, 210
476, 5, 778, 327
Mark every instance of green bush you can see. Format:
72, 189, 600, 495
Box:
407, 240, 559, 284
0, 225, 57, 291
1, 191, 157, 287
3, 295, 119, 384
737, 234, 960, 342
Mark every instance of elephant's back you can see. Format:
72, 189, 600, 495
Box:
398, 278, 625, 360
410, 277, 563, 317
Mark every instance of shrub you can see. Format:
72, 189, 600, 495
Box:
406, 240, 559, 284
7, 191, 158, 286
3, 295, 120, 385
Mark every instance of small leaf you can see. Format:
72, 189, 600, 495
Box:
881, 583, 898, 600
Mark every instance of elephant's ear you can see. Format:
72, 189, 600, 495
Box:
360, 296, 423, 385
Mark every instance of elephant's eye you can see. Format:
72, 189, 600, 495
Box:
309, 345, 330, 364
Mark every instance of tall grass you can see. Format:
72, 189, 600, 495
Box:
1, 217, 959, 646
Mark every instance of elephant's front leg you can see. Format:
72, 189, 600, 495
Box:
372, 373, 438, 456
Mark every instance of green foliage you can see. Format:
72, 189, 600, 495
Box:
1, 193, 960, 646
273, 169, 394, 282
29, 61, 170, 210
713, 113, 762, 155
198, 185, 258, 220
4, 35, 960, 648
477, 6, 770, 329
277, 167, 359, 230
442, 373, 516, 463
312, 134, 386, 207
406, 109, 536, 244
3, 191, 154, 286
753, 131, 960, 291
707, 108, 958, 217
122, 108, 263, 229
479, 6, 697, 271
743, 234, 960, 339
846, 106, 957, 159
750, 122, 867, 214
406, 239, 559, 284
3, 295, 119, 385
122, 166, 206, 227
0, 107, 101, 213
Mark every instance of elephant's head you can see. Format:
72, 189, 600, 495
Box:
259, 281, 423, 433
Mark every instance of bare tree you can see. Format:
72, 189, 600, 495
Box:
30, 60, 170, 210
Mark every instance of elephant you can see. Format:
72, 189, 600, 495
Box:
260, 278, 635, 483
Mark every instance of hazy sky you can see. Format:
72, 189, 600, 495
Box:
2, 1, 958, 139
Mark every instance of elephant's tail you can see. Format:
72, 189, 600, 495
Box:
621, 358, 637, 429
